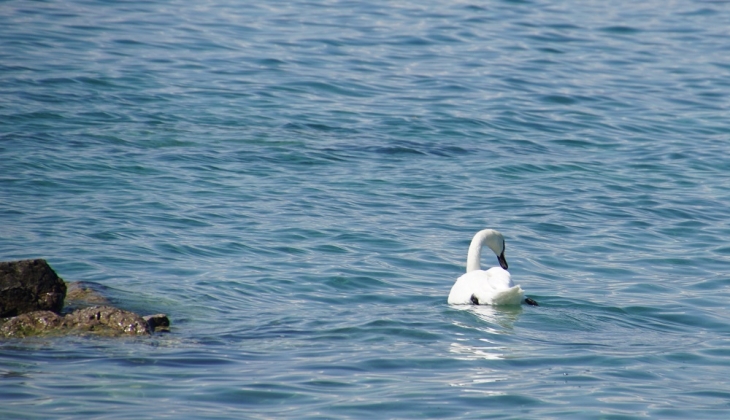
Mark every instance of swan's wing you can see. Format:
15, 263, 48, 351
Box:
483, 267, 514, 289
448, 270, 483, 304
489, 285, 524, 306
448, 267, 523, 306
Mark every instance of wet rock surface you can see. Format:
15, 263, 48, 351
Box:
0, 311, 64, 337
0, 306, 159, 338
0, 260, 169, 338
0, 259, 66, 317
144, 314, 171, 332
64, 306, 152, 336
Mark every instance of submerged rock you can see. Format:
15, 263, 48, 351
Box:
0, 259, 66, 317
0, 260, 170, 338
64, 281, 110, 311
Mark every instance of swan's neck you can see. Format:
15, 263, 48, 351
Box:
465, 229, 504, 272
466, 237, 484, 273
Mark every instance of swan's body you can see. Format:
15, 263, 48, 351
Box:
448, 266, 524, 305
448, 229, 531, 306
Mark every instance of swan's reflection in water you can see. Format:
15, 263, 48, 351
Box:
449, 304, 523, 361
449, 342, 505, 360
448, 305, 525, 393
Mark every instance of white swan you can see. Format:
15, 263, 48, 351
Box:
448, 229, 537, 306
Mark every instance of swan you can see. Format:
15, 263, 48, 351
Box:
448, 229, 538, 306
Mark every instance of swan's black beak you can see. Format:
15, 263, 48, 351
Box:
498, 252, 508, 270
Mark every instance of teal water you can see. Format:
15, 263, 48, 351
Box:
2, 0, 730, 418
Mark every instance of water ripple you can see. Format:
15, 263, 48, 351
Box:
2, 0, 730, 418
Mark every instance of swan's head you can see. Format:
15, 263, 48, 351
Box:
467, 229, 508, 272
482, 229, 508, 270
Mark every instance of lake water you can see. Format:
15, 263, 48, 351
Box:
2, 0, 730, 418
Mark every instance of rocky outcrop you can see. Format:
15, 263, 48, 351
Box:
0, 259, 66, 317
65, 306, 152, 335
0, 260, 169, 338
0, 306, 171, 338
0, 310, 64, 337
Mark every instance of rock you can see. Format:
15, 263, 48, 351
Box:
0, 259, 66, 317
144, 314, 170, 332
0, 306, 168, 338
0, 260, 170, 338
0, 311, 64, 338
64, 306, 151, 336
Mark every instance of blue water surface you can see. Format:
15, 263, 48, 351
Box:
2, 0, 730, 418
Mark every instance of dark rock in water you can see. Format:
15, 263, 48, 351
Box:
0, 260, 170, 338
144, 314, 171, 333
0, 259, 66, 317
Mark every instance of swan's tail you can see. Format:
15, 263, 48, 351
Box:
488, 285, 524, 306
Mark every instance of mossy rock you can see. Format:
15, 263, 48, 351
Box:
0, 260, 170, 339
